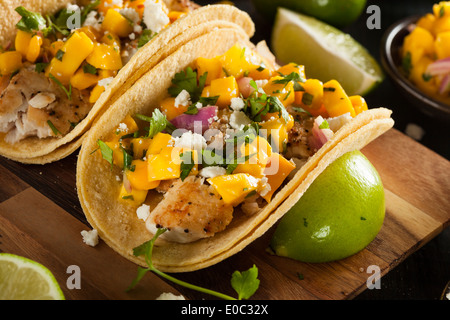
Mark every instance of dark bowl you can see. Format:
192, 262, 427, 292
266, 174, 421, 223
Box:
381, 15, 450, 122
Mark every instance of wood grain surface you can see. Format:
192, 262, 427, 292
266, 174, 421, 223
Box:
0, 128, 449, 300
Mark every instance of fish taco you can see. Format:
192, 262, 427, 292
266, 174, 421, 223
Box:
0, 0, 254, 164
76, 27, 394, 272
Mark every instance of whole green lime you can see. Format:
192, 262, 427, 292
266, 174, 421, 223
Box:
270, 150, 385, 263
252, 0, 367, 27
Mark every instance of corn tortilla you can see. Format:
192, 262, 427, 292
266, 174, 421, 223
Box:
76, 28, 394, 272
0, 3, 254, 164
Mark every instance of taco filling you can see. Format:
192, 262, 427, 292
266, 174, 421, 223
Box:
0, 0, 197, 144
95, 42, 370, 243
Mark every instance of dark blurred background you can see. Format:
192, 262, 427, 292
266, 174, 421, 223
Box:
195, 0, 449, 300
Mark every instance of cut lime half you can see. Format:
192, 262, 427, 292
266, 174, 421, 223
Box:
271, 7, 383, 96
0, 253, 65, 300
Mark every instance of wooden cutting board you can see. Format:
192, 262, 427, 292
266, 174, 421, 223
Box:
0, 128, 449, 300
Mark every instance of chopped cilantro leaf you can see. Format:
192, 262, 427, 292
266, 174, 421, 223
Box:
47, 120, 61, 136
301, 92, 314, 106
83, 63, 97, 75
129, 228, 260, 300
15, 6, 48, 33
48, 73, 72, 100
168, 68, 207, 103
180, 151, 195, 181
97, 139, 114, 168
135, 109, 175, 138
319, 119, 330, 129
138, 29, 156, 48
231, 265, 260, 300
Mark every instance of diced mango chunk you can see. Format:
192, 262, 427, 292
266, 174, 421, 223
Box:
0, 51, 23, 76
160, 97, 188, 120
126, 160, 161, 190
208, 76, 239, 108
26, 35, 43, 63
208, 173, 260, 206
46, 31, 95, 85
118, 183, 148, 206
70, 68, 99, 90
263, 76, 295, 107
147, 147, 198, 182
195, 56, 224, 85
102, 9, 133, 38
234, 136, 272, 178
262, 153, 296, 202
294, 78, 323, 110
219, 43, 268, 79
86, 42, 122, 70
322, 80, 355, 117
146, 132, 173, 155
259, 114, 294, 153
276, 63, 306, 80
349, 95, 368, 115
15, 30, 32, 57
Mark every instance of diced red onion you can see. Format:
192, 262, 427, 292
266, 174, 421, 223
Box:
122, 173, 132, 193
309, 116, 334, 150
170, 105, 218, 134
237, 77, 254, 98
425, 57, 450, 76
439, 74, 450, 94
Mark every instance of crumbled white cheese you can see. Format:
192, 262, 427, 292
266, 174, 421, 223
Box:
174, 131, 207, 151
118, 122, 128, 132
195, 102, 203, 109
255, 79, 268, 90
326, 112, 352, 132
156, 292, 185, 300
258, 176, 271, 197
66, 4, 80, 13
120, 7, 140, 25
129, 33, 135, 40
134, 24, 143, 34
105, 0, 123, 7
229, 111, 252, 130
136, 204, 150, 221
199, 166, 226, 179
405, 123, 425, 141
98, 77, 114, 89
143, 0, 170, 33
230, 97, 245, 111
83, 11, 102, 31
174, 89, 191, 107
81, 229, 99, 247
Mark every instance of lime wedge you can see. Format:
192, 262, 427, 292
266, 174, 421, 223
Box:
0, 253, 65, 300
271, 7, 383, 96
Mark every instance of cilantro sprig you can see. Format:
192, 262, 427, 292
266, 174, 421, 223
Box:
179, 151, 195, 181
244, 80, 290, 124
128, 228, 260, 300
168, 67, 207, 104
15, 6, 49, 34
135, 109, 175, 138
97, 140, 114, 169
48, 73, 72, 100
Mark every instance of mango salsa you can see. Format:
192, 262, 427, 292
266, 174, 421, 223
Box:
46, 31, 95, 85
401, 1, 450, 105
95, 38, 373, 222
208, 173, 260, 206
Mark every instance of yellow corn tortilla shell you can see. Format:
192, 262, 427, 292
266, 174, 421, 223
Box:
76, 28, 394, 273
0, 0, 73, 46
0, 4, 254, 164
